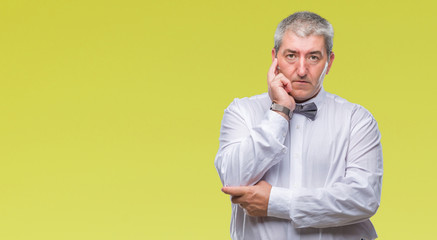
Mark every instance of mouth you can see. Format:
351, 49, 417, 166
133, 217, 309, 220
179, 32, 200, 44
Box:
292, 80, 309, 84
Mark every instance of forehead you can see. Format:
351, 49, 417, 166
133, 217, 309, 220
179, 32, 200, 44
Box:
280, 31, 326, 54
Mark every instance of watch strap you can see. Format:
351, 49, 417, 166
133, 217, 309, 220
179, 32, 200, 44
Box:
270, 102, 292, 119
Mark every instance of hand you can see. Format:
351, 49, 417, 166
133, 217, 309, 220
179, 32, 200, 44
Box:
267, 58, 296, 112
221, 180, 272, 217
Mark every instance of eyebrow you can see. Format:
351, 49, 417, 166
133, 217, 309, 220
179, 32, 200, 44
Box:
283, 49, 323, 56
283, 49, 297, 53
309, 51, 323, 55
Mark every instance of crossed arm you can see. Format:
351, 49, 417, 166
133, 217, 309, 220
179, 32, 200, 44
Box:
222, 180, 272, 217
217, 58, 294, 217
217, 58, 293, 217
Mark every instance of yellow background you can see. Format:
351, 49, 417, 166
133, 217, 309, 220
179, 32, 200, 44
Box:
0, 0, 435, 239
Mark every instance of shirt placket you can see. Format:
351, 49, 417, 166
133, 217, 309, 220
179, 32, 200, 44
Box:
289, 115, 305, 188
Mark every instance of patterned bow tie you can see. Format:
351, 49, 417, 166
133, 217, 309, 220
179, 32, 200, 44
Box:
293, 102, 318, 120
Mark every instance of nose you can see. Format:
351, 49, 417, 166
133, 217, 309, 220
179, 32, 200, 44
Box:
296, 58, 308, 78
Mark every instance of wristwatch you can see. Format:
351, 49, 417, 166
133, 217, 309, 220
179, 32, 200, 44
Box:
270, 102, 293, 119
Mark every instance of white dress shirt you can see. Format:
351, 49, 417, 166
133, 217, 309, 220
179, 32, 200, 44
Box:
215, 88, 383, 240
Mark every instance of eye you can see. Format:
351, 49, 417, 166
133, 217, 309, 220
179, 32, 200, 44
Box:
309, 55, 320, 61
286, 54, 296, 60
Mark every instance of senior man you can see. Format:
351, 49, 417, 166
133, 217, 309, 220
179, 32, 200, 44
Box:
214, 11, 383, 240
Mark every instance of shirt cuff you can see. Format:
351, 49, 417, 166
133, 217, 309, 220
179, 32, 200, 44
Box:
267, 186, 292, 219
264, 109, 289, 144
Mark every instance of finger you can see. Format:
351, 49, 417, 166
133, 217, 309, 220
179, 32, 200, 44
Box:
271, 74, 292, 93
279, 77, 293, 93
221, 186, 247, 197
267, 58, 278, 83
269, 73, 284, 88
256, 180, 267, 186
231, 195, 243, 204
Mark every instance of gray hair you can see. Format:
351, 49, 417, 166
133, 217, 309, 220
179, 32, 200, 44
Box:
274, 11, 334, 58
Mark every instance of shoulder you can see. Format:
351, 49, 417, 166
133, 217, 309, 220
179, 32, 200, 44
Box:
324, 91, 376, 119
323, 91, 379, 133
225, 92, 271, 115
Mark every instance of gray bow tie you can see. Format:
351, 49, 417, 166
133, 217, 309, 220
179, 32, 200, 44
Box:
294, 102, 318, 120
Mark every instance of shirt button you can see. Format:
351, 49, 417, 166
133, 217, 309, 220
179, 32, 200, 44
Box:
296, 125, 300, 129
282, 148, 287, 153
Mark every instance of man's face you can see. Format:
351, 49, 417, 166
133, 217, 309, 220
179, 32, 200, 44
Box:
273, 31, 334, 103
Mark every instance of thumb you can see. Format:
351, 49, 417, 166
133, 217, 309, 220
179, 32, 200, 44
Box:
221, 186, 247, 197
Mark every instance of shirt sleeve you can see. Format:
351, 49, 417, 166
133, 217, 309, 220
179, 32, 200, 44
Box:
214, 99, 289, 187
267, 106, 383, 228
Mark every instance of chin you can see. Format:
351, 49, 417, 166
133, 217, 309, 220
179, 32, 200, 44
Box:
292, 88, 321, 103
291, 91, 311, 102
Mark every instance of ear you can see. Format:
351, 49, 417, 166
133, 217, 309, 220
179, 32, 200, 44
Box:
271, 48, 276, 61
326, 52, 335, 75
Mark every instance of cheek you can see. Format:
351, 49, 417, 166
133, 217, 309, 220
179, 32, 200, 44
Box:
278, 63, 295, 76
310, 68, 324, 81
